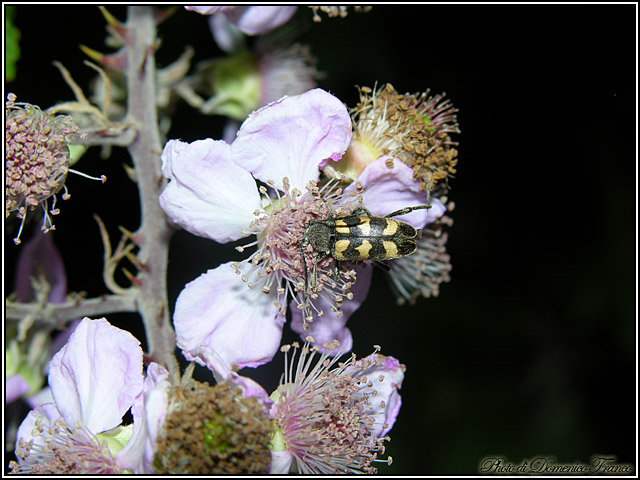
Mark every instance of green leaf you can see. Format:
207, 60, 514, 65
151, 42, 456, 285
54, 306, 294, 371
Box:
5, 6, 21, 82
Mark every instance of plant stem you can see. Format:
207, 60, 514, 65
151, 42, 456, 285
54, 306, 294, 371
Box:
5, 294, 137, 328
126, 6, 178, 376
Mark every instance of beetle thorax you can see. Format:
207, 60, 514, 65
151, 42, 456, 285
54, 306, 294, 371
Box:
304, 222, 333, 253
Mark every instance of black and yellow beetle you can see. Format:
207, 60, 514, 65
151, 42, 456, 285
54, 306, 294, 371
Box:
300, 204, 431, 294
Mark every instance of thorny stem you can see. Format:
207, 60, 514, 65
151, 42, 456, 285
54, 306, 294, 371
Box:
5, 295, 137, 329
5, 7, 178, 377
125, 6, 178, 376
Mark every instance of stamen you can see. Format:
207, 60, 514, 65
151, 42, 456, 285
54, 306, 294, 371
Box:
68, 168, 107, 183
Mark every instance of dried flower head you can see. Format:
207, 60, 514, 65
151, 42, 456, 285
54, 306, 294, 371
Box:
387, 202, 455, 305
330, 83, 460, 204
5, 93, 105, 245
154, 381, 274, 474
5, 93, 76, 244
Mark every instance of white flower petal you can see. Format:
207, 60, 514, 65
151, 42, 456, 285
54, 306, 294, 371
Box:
345, 156, 446, 228
160, 138, 261, 243
232, 88, 352, 191
270, 450, 294, 474
116, 363, 170, 474
48, 318, 143, 434
350, 354, 405, 438
174, 263, 286, 370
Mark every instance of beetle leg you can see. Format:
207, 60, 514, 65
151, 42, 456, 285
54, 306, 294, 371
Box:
352, 206, 373, 217
311, 251, 329, 294
333, 259, 340, 283
312, 254, 318, 293
385, 204, 431, 219
300, 241, 310, 301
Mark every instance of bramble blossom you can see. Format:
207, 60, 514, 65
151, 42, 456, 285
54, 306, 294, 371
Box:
270, 341, 405, 474
10, 318, 144, 474
116, 358, 274, 474
159, 89, 442, 370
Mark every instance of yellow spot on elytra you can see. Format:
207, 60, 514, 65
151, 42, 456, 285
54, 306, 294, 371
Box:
382, 219, 398, 236
334, 239, 350, 260
357, 217, 371, 236
383, 241, 399, 258
356, 239, 372, 258
335, 219, 350, 234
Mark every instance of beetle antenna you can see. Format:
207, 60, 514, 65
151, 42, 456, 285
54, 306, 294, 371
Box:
384, 204, 432, 219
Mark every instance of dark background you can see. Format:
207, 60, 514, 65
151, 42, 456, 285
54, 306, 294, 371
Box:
4, 5, 636, 475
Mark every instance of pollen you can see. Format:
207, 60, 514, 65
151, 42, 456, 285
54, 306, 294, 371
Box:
5, 93, 104, 245
231, 176, 364, 328
348, 83, 460, 202
5, 94, 78, 244
9, 418, 121, 474
154, 381, 273, 474
271, 342, 393, 474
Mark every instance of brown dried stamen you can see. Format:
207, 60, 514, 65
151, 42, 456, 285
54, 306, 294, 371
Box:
155, 381, 273, 474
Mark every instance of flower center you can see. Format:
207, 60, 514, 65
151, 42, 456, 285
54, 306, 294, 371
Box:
231, 177, 361, 327
270, 342, 389, 474
154, 381, 273, 474
10, 418, 121, 474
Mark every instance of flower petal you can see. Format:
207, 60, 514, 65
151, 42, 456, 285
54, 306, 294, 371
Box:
345, 156, 446, 228
224, 6, 297, 35
186, 6, 297, 36
6, 374, 30, 404
16, 403, 62, 448
159, 138, 261, 243
26, 386, 53, 409
14, 229, 66, 303
290, 264, 373, 353
232, 88, 352, 191
351, 354, 405, 438
48, 318, 143, 434
208, 14, 244, 53
174, 262, 286, 370
185, 6, 234, 15
116, 363, 170, 474
270, 450, 294, 474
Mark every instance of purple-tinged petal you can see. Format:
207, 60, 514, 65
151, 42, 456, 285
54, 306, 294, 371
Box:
159, 138, 261, 243
14, 229, 66, 303
223, 6, 297, 35
49, 319, 81, 359
16, 403, 62, 449
227, 373, 273, 408
290, 264, 373, 353
192, 344, 274, 407
232, 88, 352, 191
6, 375, 30, 404
186, 6, 297, 35
174, 263, 286, 370
26, 386, 53, 409
345, 156, 446, 228
116, 363, 170, 474
185, 6, 234, 15
208, 14, 244, 53
48, 318, 144, 434
350, 354, 405, 438
270, 450, 294, 474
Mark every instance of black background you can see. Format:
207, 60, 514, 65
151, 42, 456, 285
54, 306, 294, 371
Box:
4, 4, 636, 475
